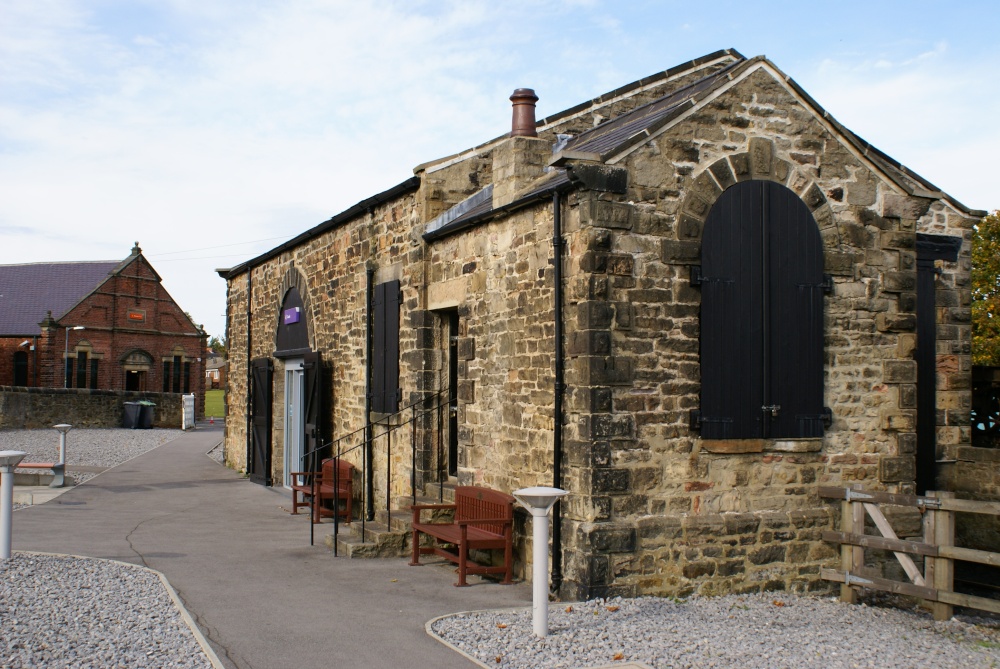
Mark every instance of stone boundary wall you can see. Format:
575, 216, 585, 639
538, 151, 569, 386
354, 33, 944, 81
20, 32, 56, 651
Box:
0, 385, 186, 429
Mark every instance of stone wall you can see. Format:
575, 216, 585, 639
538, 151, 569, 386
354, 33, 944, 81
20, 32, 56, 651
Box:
552, 64, 976, 599
0, 385, 186, 429
221, 55, 977, 599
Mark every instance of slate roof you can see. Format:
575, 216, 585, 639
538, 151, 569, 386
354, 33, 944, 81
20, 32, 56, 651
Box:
425, 51, 983, 241
224, 49, 985, 270
0, 261, 118, 335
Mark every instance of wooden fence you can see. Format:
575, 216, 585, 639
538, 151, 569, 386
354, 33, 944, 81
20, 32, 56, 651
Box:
820, 485, 1000, 620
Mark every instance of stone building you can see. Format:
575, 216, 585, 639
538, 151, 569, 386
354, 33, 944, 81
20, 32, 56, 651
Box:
0, 244, 207, 411
219, 50, 985, 599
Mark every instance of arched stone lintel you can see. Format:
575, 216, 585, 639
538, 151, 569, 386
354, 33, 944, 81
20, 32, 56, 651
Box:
680, 138, 831, 237
276, 267, 314, 351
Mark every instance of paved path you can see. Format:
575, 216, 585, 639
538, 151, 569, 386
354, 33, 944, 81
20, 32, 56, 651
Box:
12, 426, 532, 668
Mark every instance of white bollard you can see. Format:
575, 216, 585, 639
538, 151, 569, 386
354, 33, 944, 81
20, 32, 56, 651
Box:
514, 486, 568, 638
0, 450, 27, 560
52, 424, 72, 488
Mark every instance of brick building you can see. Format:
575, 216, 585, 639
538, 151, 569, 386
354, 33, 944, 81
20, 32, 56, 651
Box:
219, 50, 986, 599
0, 243, 207, 410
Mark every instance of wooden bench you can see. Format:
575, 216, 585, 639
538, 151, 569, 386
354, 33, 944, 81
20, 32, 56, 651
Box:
289, 458, 353, 524
409, 486, 514, 587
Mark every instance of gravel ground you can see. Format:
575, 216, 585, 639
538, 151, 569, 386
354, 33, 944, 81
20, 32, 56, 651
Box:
2, 428, 218, 667
430, 593, 1000, 669
8, 427, 999, 669
1, 553, 213, 669
1, 427, 182, 509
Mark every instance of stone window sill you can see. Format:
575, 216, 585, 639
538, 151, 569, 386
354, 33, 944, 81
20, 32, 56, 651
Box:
700, 438, 823, 454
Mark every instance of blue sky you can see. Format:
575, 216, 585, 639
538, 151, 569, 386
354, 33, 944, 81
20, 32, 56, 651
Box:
2, 0, 998, 338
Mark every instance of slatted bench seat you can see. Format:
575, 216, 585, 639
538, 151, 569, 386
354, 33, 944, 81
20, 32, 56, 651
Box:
409, 486, 514, 587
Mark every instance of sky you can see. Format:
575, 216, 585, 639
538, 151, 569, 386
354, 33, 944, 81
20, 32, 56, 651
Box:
2, 0, 998, 340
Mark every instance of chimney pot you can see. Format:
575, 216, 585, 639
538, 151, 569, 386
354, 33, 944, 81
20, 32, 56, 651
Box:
510, 88, 539, 137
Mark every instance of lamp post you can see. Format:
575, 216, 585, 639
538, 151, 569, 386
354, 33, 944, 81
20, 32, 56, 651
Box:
513, 486, 568, 638
63, 326, 84, 388
0, 450, 27, 560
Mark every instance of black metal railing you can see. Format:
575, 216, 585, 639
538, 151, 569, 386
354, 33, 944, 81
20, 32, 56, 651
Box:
299, 387, 453, 552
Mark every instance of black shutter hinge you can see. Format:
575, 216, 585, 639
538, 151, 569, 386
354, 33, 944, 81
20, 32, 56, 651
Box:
689, 409, 701, 431
690, 266, 702, 287
822, 274, 834, 294
823, 407, 833, 428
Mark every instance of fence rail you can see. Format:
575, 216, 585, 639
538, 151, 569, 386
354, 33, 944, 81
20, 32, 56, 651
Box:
820, 485, 1000, 620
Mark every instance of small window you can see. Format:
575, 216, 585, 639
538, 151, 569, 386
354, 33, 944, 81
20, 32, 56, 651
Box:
183, 361, 191, 393
172, 355, 182, 393
698, 181, 827, 439
76, 351, 88, 389
371, 280, 401, 413
90, 358, 99, 390
162, 361, 171, 392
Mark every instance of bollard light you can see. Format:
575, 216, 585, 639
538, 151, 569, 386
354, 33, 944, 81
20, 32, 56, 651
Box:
51, 424, 71, 488
0, 450, 27, 560
513, 486, 568, 638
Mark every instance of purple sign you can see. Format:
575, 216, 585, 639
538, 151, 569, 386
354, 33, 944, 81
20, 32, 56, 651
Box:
283, 307, 301, 325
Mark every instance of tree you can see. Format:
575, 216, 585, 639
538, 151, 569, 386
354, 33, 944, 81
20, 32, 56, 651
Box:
209, 335, 227, 358
972, 210, 1000, 366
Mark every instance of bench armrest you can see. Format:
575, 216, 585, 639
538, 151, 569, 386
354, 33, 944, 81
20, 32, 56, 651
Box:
411, 502, 456, 524
410, 503, 455, 511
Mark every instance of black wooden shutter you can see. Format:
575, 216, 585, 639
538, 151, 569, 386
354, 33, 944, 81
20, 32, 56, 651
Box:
89, 358, 99, 390
765, 181, 825, 438
249, 357, 273, 486
371, 280, 401, 413
700, 182, 764, 438
303, 351, 323, 465
699, 181, 824, 439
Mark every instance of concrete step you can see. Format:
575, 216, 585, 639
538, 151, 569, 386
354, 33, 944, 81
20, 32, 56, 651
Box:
325, 519, 409, 558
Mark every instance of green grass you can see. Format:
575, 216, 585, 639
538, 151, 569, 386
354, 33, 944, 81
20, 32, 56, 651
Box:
204, 389, 225, 418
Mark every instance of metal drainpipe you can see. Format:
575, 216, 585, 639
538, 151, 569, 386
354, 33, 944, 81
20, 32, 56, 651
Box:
365, 266, 375, 521
551, 190, 565, 594
245, 269, 253, 475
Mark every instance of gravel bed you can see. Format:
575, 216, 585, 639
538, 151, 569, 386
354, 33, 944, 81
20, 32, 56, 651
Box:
1, 553, 213, 668
1, 428, 181, 487
431, 593, 1000, 669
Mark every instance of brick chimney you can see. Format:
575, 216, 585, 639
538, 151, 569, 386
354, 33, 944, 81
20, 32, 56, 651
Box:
492, 88, 549, 209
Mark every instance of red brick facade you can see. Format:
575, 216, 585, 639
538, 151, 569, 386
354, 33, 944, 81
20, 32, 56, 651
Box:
0, 247, 207, 414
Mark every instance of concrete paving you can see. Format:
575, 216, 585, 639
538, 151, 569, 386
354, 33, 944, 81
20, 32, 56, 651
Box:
12, 425, 532, 669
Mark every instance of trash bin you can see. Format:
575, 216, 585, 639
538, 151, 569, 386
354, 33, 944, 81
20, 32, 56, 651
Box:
123, 402, 142, 429
137, 401, 156, 429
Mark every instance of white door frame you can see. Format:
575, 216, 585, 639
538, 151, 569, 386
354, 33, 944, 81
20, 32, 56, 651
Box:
283, 358, 305, 489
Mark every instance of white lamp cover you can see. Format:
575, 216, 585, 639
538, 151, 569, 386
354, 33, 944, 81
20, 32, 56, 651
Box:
53, 423, 73, 433
0, 451, 27, 469
513, 486, 568, 516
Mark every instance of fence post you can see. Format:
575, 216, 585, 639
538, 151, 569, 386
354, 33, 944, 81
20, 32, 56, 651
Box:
922, 491, 937, 610
930, 490, 955, 621
840, 483, 864, 604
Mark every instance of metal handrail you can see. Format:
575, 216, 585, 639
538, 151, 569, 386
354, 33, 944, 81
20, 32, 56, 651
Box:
299, 388, 453, 552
